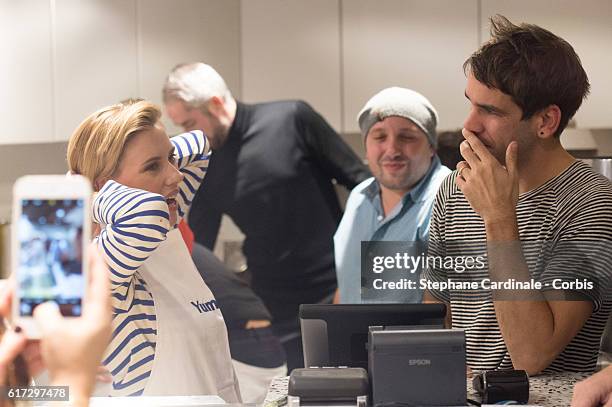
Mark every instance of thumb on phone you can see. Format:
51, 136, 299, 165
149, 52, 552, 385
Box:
33, 302, 62, 335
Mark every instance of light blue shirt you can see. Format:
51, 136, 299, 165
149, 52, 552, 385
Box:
334, 156, 451, 303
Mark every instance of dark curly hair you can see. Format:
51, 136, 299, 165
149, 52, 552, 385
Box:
464, 15, 590, 137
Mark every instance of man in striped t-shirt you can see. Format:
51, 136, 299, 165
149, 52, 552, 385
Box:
423, 15, 612, 375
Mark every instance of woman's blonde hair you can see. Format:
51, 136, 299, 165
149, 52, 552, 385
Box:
67, 100, 161, 190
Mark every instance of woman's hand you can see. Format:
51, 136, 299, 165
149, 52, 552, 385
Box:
0, 279, 43, 383
33, 245, 112, 404
0, 325, 27, 385
0, 245, 111, 406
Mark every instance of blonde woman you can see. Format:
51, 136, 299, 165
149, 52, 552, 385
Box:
66, 100, 240, 400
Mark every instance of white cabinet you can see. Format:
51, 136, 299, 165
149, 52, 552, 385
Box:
2, 1, 610, 146
480, 0, 612, 129
342, 0, 479, 133
137, 0, 241, 136
54, 0, 139, 141
240, 0, 342, 131
0, 0, 242, 144
0, 0, 54, 144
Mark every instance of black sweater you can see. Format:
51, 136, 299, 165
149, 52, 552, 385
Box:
188, 100, 370, 321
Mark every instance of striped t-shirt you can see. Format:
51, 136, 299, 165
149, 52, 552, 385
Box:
93, 131, 210, 396
423, 161, 612, 373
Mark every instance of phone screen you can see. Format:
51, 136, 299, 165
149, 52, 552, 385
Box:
17, 199, 85, 317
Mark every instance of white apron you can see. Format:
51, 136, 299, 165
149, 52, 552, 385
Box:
231, 359, 287, 403
138, 229, 241, 402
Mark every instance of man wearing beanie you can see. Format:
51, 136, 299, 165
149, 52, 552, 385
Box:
334, 87, 450, 304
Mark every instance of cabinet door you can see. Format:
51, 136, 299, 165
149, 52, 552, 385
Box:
137, 0, 241, 136
342, 0, 479, 133
480, 0, 612, 129
241, 0, 342, 131
54, 0, 139, 141
0, 0, 54, 144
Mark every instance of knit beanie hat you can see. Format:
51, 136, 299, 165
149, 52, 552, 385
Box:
358, 87, 439, 147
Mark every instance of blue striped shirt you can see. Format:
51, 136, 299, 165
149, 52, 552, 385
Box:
94, 131, 210, 396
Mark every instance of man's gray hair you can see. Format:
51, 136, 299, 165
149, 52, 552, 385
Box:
162, 62, 233, 109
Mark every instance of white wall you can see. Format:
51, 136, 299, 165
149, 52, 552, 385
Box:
0, 142, 68, 219
0, 0, 242, 145
241, 0, 343, 130
480, 0, 612, 129
341, 0, 478, 132
137, 0, 242, 134
1, 0, 611, 232
0, 0, 242, 216
0, 1, 54, 144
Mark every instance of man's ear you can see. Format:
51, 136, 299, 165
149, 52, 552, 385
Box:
536, 105, 562, 139
207, 96, 226, 118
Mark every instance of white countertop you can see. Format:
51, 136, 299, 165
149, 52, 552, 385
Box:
265, 372, 590, 407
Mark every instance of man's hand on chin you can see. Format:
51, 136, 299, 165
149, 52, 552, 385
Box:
455, 129, 519, 227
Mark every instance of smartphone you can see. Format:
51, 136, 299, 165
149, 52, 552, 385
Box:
11, 175, 92, 337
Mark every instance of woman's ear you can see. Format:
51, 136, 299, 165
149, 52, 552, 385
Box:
93, 177, 108, 192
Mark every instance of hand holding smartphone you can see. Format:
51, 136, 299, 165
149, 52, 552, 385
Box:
11, 175, 92, 338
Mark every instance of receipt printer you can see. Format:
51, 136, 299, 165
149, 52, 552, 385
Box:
287, 367, 369, 407
368, 327, 466, 406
